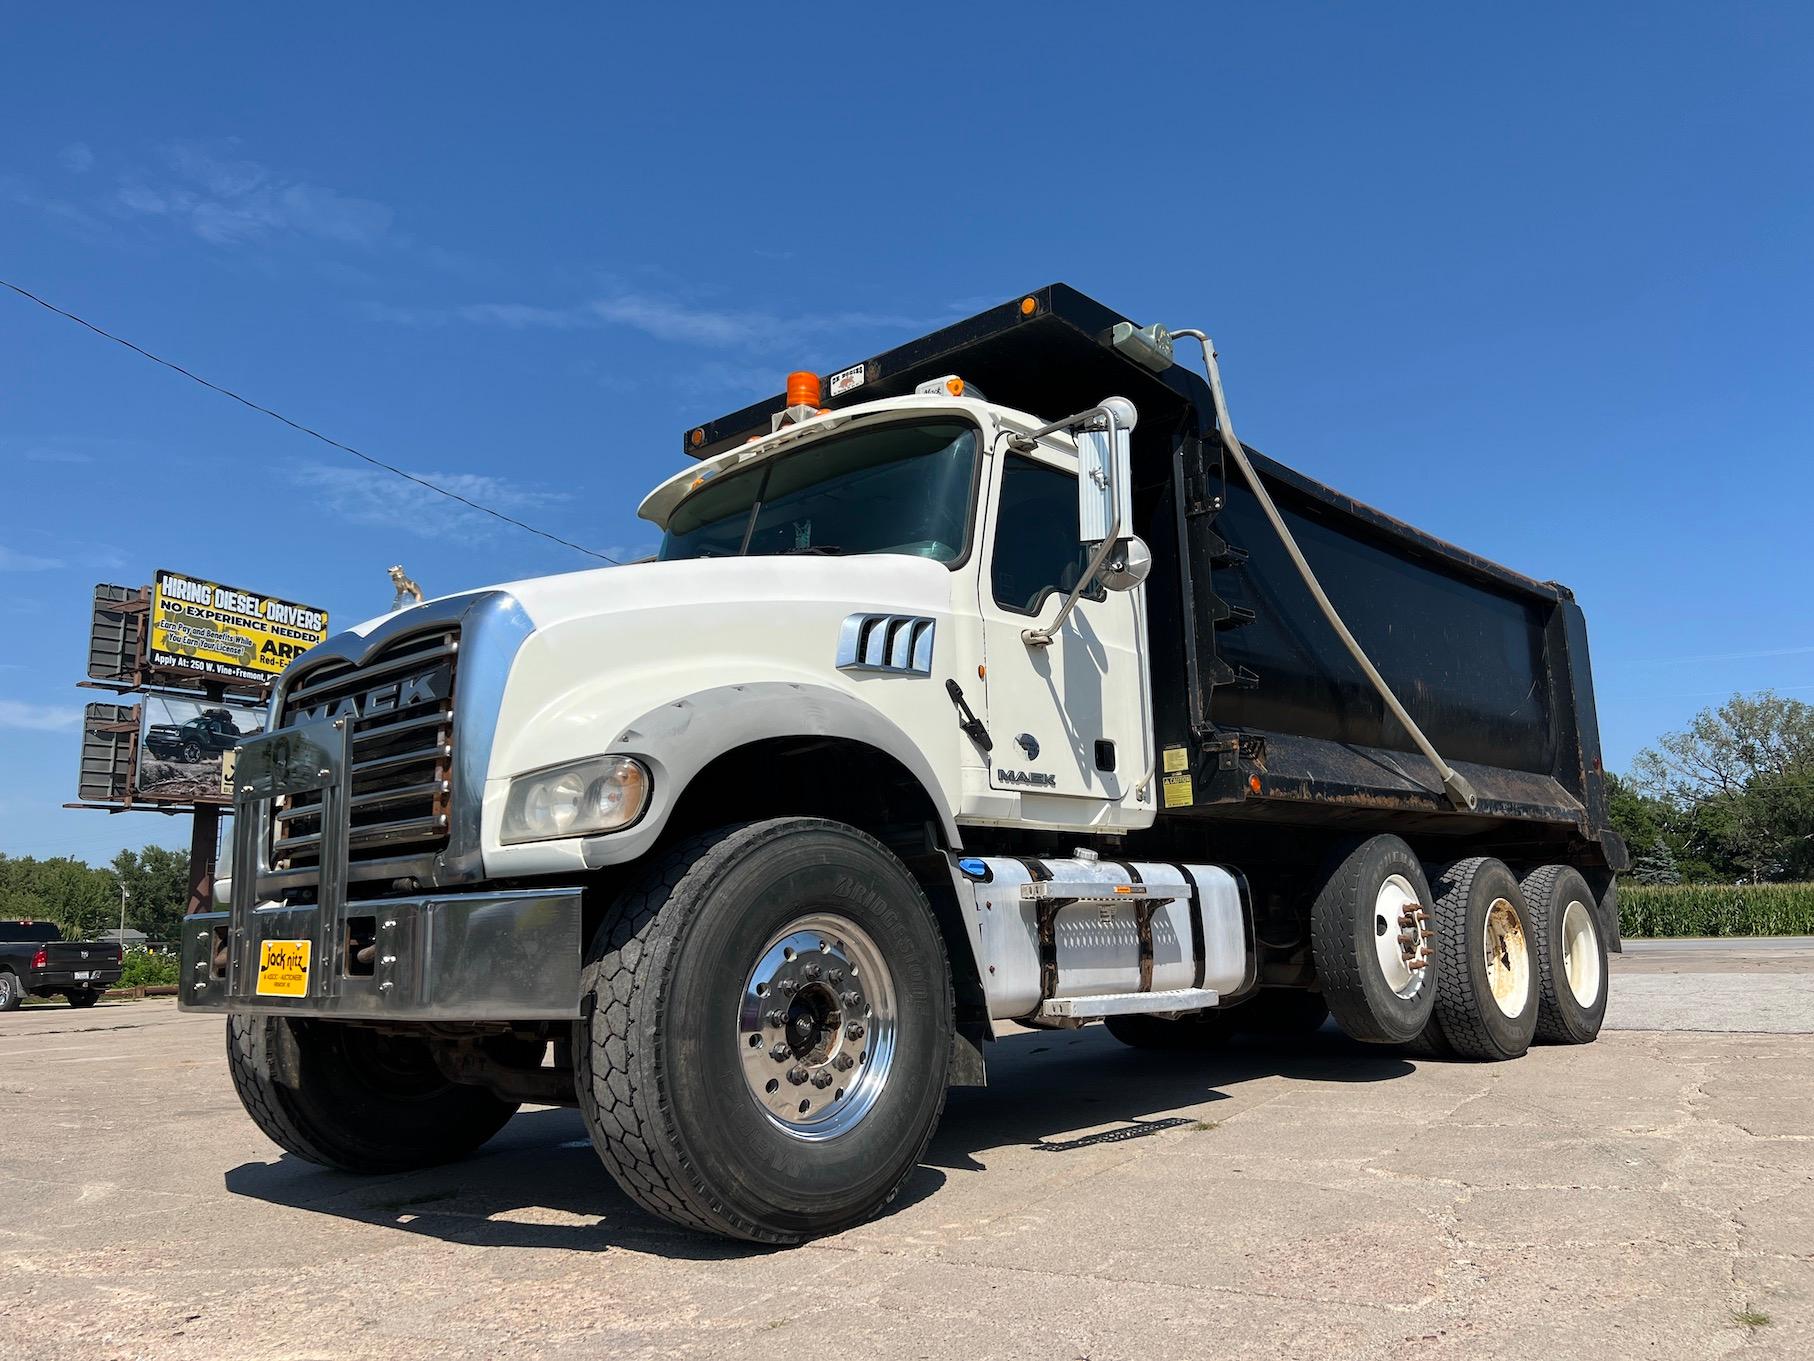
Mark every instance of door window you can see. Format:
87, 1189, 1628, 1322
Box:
989, 454, 1099, 616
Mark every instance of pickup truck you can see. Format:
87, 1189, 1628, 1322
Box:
0, 922, 124, 1009
145, 708, 246, 764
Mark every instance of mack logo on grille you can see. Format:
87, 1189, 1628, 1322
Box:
291, 662, 451, 723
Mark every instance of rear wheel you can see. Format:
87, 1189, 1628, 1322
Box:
225, 1016, 519, 1172
1311, 836, 1438, 1044
1104, 1007, 1241, 1050
0, 971, 22, 1012
1520, 865, 1609, 1044
575, 818, 953, 1243
1416, 858, 1539, 1060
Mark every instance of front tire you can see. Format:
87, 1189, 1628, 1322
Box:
575, 818, 953, 1243
225, 1016, 519, 1172
1520, 865, 1609, 1044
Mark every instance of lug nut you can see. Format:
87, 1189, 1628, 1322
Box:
803, 962, 822, 981
766, 1008, 786, 1027
841, 990, 860, 1007
812, 1071, 833, 1088
835, 1053, 855, 1071
770, 1043, 791, 1061
779, 979, 798, 996
828, 969, 843, 985
846, 1022, 864, 1040
787, 1066, 809, 1086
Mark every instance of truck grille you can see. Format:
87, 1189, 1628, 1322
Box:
270, 630, 457, 874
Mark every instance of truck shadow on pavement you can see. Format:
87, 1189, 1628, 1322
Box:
222, 1023, 1412, 1256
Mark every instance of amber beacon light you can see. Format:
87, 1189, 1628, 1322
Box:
786, 371, 822, 407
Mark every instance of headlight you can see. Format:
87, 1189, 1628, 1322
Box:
501, 755, 650, 845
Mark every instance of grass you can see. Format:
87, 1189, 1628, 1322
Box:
1191, 1119, 1220, 1132
1731, 1307, 1771, 1329
1620, 882, 1814, 938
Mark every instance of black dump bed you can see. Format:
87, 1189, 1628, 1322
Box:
687, 284, 1624, 874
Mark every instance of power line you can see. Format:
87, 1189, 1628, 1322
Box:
1, 277, 621, 564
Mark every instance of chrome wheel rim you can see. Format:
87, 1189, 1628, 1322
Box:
1560, 899, 1602, 1007
1483, 897, 1531, 1018
1372, 874, 1430, 1000
737, 913, 897, 1141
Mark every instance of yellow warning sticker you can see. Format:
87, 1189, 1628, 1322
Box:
256, 940, 312, 997
1162, 771, 1194, 809
1162, 746, 1191, 774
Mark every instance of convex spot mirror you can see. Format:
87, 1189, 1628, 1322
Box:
1099, 536, 1152, 592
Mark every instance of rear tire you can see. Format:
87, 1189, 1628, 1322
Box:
225, 1015, 519, 1172
1311, 836, 1438, 1044
1105, 1008, 1240, 1050
575, 818, 954, 1243
1520, 865, 1609, 1044
1416, 858, 1539, 1061
0, 971, 22, 1012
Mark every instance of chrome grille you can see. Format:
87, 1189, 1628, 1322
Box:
271, 630, 457, 872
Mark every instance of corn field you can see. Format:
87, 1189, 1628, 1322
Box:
1620, 882, 1814, 938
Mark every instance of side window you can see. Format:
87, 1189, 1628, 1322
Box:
989, 454, 1097, 616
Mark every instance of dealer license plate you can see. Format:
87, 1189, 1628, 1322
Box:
256, 940, 312, 997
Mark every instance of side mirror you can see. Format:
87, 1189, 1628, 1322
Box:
1099, 536, 1152, 592
1075, 396, 1136, 545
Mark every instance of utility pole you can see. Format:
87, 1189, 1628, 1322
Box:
119, 881, 131, 945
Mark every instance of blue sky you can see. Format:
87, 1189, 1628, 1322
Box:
3, 3, 1811, 863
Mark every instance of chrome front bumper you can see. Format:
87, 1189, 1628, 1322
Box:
181, 711, 582, 1021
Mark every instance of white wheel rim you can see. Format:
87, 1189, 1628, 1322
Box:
1372, 874, 1427, 1000
1482, 897, 1531, 1018
1560, 899, 1601, 1007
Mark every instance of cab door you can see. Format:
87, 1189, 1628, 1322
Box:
975, 447, 1147, 809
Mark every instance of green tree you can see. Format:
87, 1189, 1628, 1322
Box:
1633, 692, 1814, 883
112, 846, 192, 943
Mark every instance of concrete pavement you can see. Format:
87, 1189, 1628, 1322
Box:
1, 944, 1810, 1360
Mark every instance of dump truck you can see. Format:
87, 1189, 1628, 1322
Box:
183, 284, 1625, 1242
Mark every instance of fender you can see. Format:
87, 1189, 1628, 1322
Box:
577, 681, 963, 869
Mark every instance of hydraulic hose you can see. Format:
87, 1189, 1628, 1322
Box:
1172, 329, 1479, 812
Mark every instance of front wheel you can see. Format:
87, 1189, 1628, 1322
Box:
226, 1016, 519, 1172
575, 818, 954, 1243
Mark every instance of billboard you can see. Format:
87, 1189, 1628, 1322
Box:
148, 569, 329, 684
87, 584, 145, 683
136, 692, 269, 805
77, 702, 138, 803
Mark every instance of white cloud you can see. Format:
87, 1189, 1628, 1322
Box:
0, 699, 82, 731
116, 141, 393, 248
0, 546, 65, 571
296, 462, 560, 540
0, 174, 106, 234
60, 142, 95, 174
366, 289, 931, 354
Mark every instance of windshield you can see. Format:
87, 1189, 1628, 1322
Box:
659, 420, 979, 564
